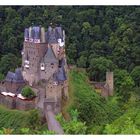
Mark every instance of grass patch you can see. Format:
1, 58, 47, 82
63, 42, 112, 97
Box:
0, 105, 40, 130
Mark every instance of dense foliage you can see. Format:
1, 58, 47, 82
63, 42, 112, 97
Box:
56, 109, 87, 134
21, 86, 36, 99
0, 106, 40, 130
60, 69, 140, 134
0, 106, 55, 134
68, 69, 123, 134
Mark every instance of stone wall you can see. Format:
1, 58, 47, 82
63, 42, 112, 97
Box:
0, 93, 35, 110
5, 81, 25, 93
90, 72, 114, 97
22, 42, 48, 86
16, 98, 35, 111
44, 97, 62, 115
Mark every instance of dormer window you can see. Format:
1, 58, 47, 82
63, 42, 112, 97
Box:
53, 81, 58, 86
41, 63, 45, 70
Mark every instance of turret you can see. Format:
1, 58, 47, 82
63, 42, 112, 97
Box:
24, 26, 46, 43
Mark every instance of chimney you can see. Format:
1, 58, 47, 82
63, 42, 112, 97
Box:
106, 72, 114, 96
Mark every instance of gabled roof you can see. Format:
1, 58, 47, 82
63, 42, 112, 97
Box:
15, 68, 24, 81
6, 72, 15, 81
5, 68, 25, 83
43, 46, 58, 64
46, 26, 64, 44
59, 58, 65, 67
55, 27, 63, 41
56, 67, 67, 82
46, 27, 57, 44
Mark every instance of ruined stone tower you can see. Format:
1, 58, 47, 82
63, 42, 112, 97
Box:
106, 72, 114, 96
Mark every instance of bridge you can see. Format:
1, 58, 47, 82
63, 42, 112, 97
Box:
35, 86, 64, 134
44, 104, 64, 134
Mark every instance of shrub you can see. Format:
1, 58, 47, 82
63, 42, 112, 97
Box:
56, 112, 87, 134
0, 73, 4, 80
0, 106, 29, 129
69, 70, 109, 125
27, 109, 41, 129
103, 108, 140, 134
21, 86, 35, 99
130, 66, 140, 87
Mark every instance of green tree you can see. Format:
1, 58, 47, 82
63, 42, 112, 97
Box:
0, 53, 20, 75
56, 112, 87, 134
77, 56, 87, 68
114, 69, 135, 101
130, 66, 140, 87
28, 110, 41, 129
21, 86, 36, 99
104, 108, 140, 134
88, 57, 115, 81
0, 73, 5, 80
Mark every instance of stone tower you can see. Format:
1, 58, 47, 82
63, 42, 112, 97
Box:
106, 72, 114, 96
21, 25, 68, 113
22, 26, 47, 86
22, 25, 67, 85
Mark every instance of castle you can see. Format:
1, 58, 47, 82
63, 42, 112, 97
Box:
0, 24, 68, 114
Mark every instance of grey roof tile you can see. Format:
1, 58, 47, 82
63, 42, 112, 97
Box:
46, 26, 64, 44
5, 68, 25, 83
43, 47, 58, 64
56, 67, 67, 81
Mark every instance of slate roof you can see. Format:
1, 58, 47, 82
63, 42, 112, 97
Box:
56, 67, 67, 82
46, 26, 64, 44
5, 68, 25, 83
33, 26, 40, 39
43, 47, 58, 64
53, 72, 58, 82
55, 27, 63, 41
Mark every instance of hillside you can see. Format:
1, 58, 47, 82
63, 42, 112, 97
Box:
0, 106, 54, 134
0, 105, 30, 130
61, 69, 140, 134
0, 69, 140, 134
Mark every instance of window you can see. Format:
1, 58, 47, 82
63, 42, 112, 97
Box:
51, 63, 54, 68
58, 60, 62, 68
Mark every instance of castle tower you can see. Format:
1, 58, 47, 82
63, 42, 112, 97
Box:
22, 25, 67, 91
22, 26, 47, 86
106, 72, 114, 96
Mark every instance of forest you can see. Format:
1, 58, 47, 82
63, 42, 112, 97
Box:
0, 6, 139, 134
